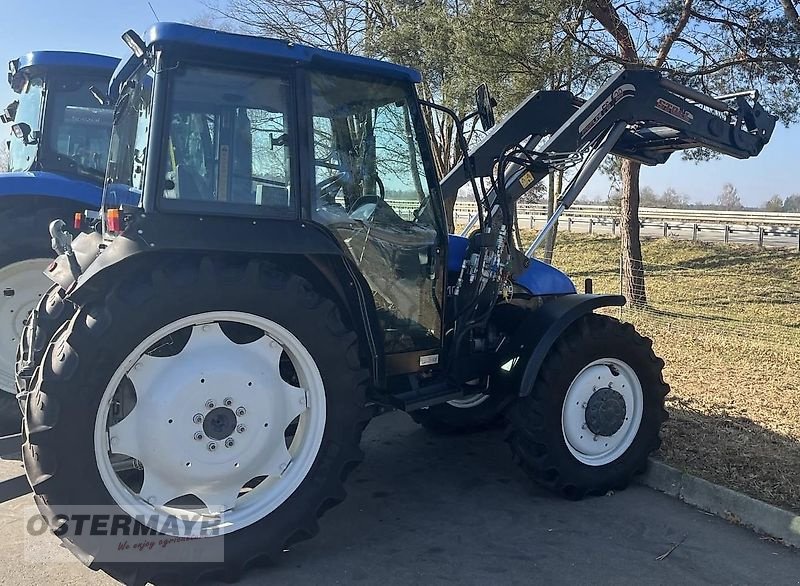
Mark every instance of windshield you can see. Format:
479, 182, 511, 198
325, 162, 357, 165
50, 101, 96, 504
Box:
8, 76, 43, 172
101, 66, 153, 213
43, 76, 113, 180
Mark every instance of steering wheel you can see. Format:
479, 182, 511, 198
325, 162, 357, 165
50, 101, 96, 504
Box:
317, 172, 347, 203
348, 195, 379, 222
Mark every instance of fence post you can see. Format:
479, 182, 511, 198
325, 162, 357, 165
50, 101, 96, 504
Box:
692, 223, 698, 242
588, 218, 594, 234
529, 215, 534, 229
663, 222, 668, 238
758, 226, 764, 249
611, 218, 616, 236
724, 224, 730, 244
567, 217, 573, 233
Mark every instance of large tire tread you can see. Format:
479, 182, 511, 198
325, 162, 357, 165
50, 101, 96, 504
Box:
506, 313, 669, 500
23, 254, 371, 583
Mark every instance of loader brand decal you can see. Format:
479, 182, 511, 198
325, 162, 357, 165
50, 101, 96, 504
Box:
420, 354, 439, 367
579, 84, 636, 137
519, 171, 535, 189
655, 97, 694, 124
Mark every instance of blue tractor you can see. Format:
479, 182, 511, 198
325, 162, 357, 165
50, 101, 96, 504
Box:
0, 51, 118, 431
20, 24, 775, 582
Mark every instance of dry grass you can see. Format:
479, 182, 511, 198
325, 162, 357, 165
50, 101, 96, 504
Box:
525, 231, 800, 513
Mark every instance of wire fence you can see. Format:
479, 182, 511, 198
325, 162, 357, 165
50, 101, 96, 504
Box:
614, 257, 800, 350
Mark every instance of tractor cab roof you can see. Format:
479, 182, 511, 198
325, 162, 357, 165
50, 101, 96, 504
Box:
9, 51, 119, 91
142, 22, 421, 83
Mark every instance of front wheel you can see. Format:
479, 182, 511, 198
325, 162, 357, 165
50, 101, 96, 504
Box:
507, 314, 669, 500
23, 257, 369, 582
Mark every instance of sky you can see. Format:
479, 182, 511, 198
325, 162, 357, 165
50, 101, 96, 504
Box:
1, 0, 798, 207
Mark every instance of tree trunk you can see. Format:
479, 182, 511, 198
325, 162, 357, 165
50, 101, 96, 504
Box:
543, 170, 562, 264
619, 159, 647, 307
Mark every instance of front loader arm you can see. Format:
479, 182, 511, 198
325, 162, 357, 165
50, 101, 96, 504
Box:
443, 68, 777, 212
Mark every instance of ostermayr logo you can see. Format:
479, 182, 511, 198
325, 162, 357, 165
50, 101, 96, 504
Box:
23, 506, 225, 564
27, 512, 223, 538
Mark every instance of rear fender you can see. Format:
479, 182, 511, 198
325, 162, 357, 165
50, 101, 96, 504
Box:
506, 294, 626, 397
62, 216, 385, 386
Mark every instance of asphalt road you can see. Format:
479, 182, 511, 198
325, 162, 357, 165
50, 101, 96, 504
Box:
0, 412, 797, 585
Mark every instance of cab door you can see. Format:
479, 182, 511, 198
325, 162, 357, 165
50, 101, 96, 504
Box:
308, 72, 445, 362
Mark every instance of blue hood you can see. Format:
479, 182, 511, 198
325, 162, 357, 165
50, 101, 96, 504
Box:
447, 234, 576, 296
0, 171, 103, 207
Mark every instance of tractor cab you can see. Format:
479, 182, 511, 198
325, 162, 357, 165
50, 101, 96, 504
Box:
5, 52, 118, 182
92, 23, 448, 366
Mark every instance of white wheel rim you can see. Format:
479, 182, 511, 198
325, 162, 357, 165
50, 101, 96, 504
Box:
93, 311, 326, 536
561, 358, 644, 467
447, 393, 490, 409
0, 258, 52, 393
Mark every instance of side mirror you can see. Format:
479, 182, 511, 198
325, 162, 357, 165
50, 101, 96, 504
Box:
1, 100, 18, 123
11, 122, 37, 145
122, 29, 148, 59
475, 84, 496, 131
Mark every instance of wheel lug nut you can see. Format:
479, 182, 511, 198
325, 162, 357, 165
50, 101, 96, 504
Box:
224, 397, 233, 407
236, 407, 246, 417
205, 400, 215, 409
225, 438, 235, 448
193, 413, 203, 424
237, 425, 246, 434
194, 432, 204, 441
207, 442, 217, 451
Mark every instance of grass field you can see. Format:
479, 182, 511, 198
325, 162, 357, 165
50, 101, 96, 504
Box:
522, 231, 800, 514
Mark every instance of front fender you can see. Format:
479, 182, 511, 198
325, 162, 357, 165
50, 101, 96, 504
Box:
508, 294, 626, 397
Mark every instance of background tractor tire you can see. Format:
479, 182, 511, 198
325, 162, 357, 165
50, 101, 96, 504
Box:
507, 314, 669, 500
0, 197, 82, 433
410, 383, 512, 434
0, 197, 83, 387
15, 283, 73, 398
23, 255, 370, 583
0, 392, 21, 436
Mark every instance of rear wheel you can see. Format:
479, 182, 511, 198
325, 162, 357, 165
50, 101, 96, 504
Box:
507, 314, 669, 499
410, 380, 511, 434
23, 257, 369, 582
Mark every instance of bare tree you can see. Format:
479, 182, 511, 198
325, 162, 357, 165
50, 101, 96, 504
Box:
717, 183, 743, 210
763, 194, 784, 211
202, 0, 370, 53
577, 0, 800, 306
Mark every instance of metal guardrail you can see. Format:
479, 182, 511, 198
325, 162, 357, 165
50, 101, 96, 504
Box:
451, 211, 800, 250
383, 199, 800, 249
450, 202, 800, 227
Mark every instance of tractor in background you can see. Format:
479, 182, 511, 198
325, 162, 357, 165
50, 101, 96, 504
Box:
0, 51, 119, 431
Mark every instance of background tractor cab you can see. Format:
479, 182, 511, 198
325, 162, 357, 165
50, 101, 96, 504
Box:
0, 51, 118, 427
